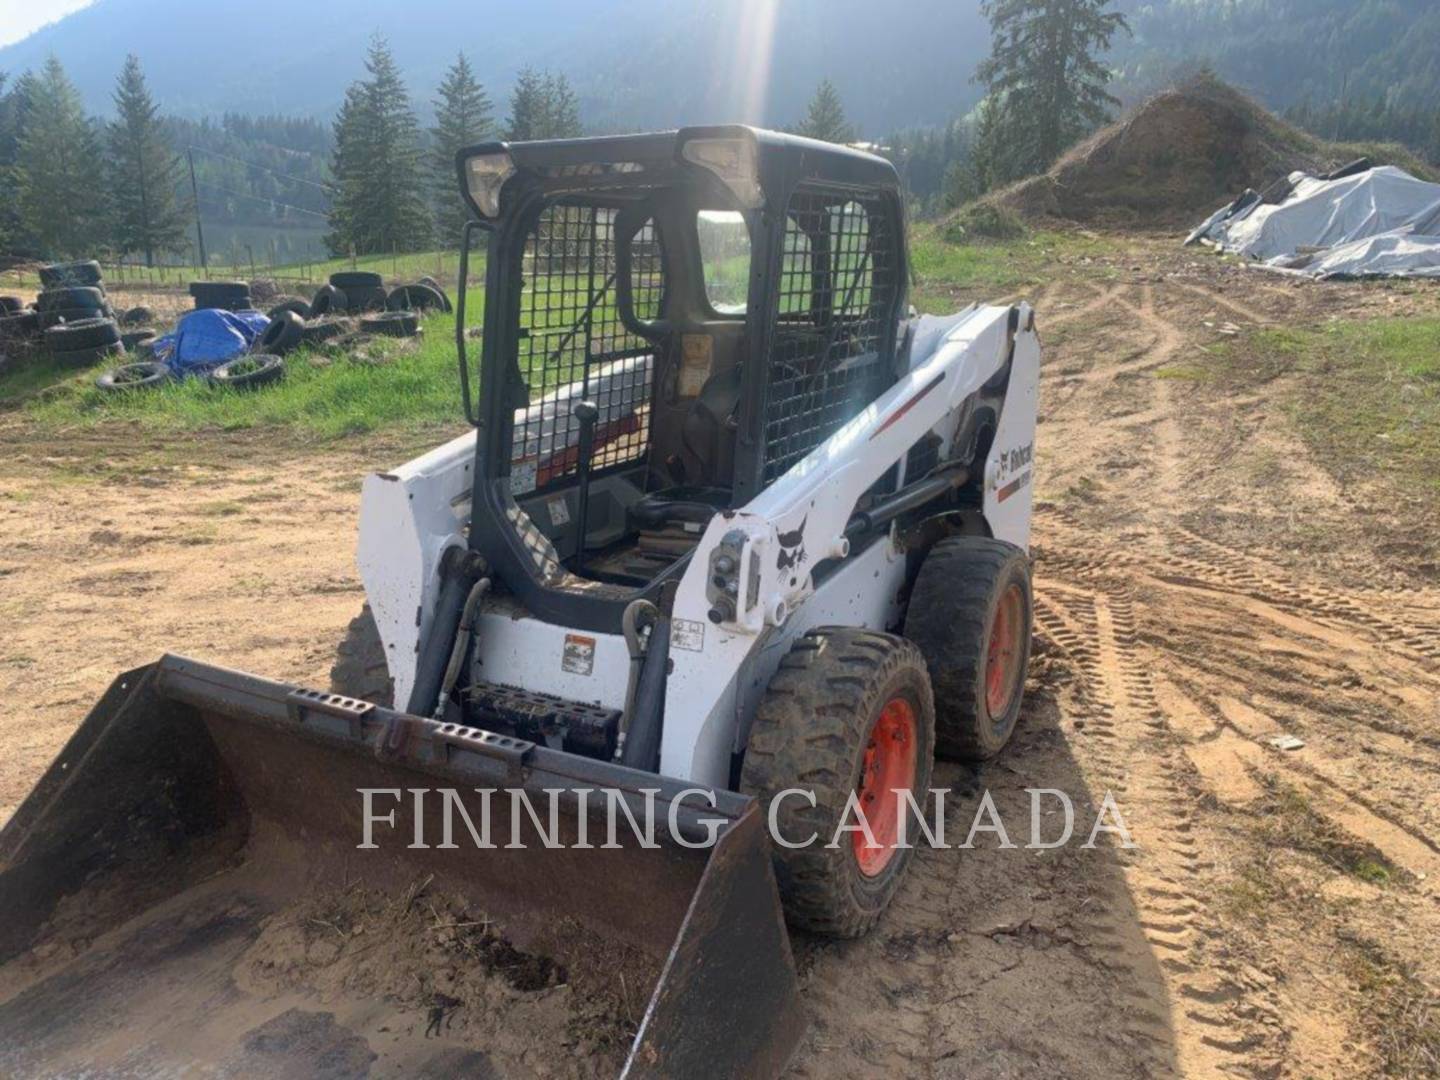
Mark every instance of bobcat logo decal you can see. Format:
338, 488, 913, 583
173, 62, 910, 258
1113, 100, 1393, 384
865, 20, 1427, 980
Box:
776, 516, 807, 572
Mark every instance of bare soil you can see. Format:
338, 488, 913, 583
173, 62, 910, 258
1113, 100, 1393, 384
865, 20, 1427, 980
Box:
3, 240, 1439, 1077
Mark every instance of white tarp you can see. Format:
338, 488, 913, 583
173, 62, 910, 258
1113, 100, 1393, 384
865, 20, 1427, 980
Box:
1186, 165, 1440, 279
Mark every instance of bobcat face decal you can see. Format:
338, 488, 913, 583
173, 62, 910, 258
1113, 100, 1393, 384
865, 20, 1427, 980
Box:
776, 516, 807, 572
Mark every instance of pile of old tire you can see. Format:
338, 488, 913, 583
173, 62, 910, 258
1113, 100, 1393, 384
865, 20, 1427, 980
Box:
386, 279, 451, 314
189, 280, 252, 311
44, 316, 125, 368
35, 261, 114, 329
327, 271, 387, 313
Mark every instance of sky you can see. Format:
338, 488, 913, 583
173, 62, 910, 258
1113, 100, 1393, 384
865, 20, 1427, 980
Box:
0, 0, 95, 48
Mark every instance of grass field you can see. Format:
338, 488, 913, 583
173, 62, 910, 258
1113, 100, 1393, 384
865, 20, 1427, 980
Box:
2, 227, 1091, 439
9, 287, 484, 439
1254, 316, 1440, 494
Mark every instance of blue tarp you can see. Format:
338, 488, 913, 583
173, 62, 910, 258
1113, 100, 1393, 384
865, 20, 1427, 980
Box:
150, 309, 269, 374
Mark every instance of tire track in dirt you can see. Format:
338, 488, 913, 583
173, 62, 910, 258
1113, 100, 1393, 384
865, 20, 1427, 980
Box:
1035, 565, 1288, 1078
1167, 280, 1274, 327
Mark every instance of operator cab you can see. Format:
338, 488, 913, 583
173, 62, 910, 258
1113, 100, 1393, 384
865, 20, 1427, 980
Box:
456, 127, 907, 632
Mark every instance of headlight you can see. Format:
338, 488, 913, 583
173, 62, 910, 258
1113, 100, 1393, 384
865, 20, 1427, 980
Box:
465, 151, 516, 218
681, 133, 763, 209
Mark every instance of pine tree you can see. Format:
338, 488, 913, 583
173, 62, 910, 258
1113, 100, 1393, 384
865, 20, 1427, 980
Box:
505, 68, 548, 141
795, 79, 856, 144
506, 69, 582, 141
977, 0, 1129, 176
107, 55, 187, 266
16, 56, 104, 258
544, 74, 582, 138
325, 35, 432, 257
430, 52, 493, 241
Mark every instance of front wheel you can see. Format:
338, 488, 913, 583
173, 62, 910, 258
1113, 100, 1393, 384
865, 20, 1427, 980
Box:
904, 536, 1033, 761
740, 627, 935, 938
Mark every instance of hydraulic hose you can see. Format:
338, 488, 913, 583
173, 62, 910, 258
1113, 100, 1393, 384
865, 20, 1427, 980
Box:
434, 576, 491, 719
616, 599, 659, 761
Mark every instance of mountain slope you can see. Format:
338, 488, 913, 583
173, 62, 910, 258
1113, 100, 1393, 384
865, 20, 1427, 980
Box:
0, 0, 992, 132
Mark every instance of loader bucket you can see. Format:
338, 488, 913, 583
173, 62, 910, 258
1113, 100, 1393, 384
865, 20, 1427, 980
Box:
0, 655, 804, 1078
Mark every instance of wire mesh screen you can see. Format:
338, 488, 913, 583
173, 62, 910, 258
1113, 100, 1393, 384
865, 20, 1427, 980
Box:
510, 203, 659, 494
762, 189, 898, 483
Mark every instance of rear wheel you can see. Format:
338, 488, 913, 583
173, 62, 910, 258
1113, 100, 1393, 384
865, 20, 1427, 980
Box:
739, 627, 935, 938
904, 536, 1033, 761
329, 604, 394, 706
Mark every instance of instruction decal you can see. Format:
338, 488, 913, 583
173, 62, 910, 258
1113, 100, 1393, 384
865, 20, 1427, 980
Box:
562, 633, 596, 675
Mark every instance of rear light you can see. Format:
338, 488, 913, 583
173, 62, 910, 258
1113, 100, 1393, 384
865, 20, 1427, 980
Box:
681, 133, 763, 209
465, 151, 516, 218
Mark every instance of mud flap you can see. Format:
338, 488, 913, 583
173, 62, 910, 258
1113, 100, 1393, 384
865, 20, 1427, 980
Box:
0, 655, 804, 1079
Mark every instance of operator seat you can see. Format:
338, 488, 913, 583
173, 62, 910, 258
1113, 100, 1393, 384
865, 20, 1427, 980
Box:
628, 485, 732, 531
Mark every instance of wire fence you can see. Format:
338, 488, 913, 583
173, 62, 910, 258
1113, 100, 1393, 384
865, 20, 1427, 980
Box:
0, 246, 485, 297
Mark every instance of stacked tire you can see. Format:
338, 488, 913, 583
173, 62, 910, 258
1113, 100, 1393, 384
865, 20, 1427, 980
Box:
327, 271, 386, 313
44, 316, 125, 368
189, 280, 253, 311
34, 261, 114, 330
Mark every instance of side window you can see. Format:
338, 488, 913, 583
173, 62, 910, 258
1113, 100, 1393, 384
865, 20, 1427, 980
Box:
629, 217, 665, 323
697, 209, 750, 314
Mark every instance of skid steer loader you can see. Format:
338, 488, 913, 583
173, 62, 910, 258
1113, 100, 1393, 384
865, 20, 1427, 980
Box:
0, 127, 1039, 1078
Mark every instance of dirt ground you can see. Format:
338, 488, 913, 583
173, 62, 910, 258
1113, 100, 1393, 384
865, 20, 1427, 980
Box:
2, 239, 1438, 1078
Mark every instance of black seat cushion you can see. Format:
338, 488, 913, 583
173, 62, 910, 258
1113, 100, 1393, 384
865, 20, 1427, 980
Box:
628, 486, 731, 530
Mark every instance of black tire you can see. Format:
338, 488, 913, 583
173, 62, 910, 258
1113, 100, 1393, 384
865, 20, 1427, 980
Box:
210, 353, 284, 389
121, 328, 156, 351
189, 279, 248, 299
39, 260, 102, 288
45, 317, 121, 352
329, 604, 395, 706
330, 270, 383, 290
739, 627, 936, 938
387, 282, 449, 314
257, 309, 305, 355
0, 311, 40, 338
299, 317, 352, 345
120, 305, 155, 326
0, 296, 23, 315
52, 341, 125, 369
267, 297, 311, 321
36, 286, 105, 313
310, 284, 347, 317
343, 285, 388, 312
903, 537, 1033, 761
190, 280, 252, 310
359, 310, 419, 337
96, 361, 170, 392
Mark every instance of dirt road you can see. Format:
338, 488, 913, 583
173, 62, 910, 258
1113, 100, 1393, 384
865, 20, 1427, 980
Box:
2, 241, 1437, 1077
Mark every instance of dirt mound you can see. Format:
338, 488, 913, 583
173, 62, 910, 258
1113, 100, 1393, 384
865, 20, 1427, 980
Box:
981, 75, 1437, 229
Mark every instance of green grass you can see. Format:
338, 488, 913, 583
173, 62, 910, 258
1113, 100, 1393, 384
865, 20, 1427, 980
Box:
1247, 316, 1440, 494
8, 289, 484, 439
907, 225, 1121, 313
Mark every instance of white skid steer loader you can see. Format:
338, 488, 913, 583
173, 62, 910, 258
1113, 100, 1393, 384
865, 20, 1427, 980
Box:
0, 127, 1038, 1078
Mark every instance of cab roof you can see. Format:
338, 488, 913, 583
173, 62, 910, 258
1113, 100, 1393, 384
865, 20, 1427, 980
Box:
457, 125, 900, 222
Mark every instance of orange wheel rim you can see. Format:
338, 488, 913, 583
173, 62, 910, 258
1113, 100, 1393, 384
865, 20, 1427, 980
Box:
852, 696, 918, 878
986, 583, 1025, 717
